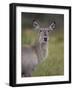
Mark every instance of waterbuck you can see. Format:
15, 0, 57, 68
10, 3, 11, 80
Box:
22, 20, 55, 77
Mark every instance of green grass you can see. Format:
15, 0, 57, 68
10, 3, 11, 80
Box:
22, 29, 37, 46
22, 29, 64, 76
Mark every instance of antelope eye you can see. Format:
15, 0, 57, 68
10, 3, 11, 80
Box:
40, 30, 42, 32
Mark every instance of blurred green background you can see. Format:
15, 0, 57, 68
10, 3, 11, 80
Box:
21, 12, 64, 76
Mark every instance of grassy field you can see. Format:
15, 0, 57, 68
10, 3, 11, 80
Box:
22, 29, 64, 76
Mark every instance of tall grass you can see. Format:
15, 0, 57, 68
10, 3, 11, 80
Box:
22, 29, 64, 76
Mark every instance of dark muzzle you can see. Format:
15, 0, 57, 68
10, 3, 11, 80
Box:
44, 38, 47, 41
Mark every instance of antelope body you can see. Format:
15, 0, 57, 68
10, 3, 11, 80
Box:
22, 20, 55, 77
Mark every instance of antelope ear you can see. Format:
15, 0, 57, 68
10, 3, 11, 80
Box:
33, 20, 40, 30
49, 21, 56, 31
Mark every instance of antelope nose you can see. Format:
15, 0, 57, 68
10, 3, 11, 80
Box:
44, 38, 47, 41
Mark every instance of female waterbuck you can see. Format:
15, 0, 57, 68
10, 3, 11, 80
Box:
22, 20, 55, 77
